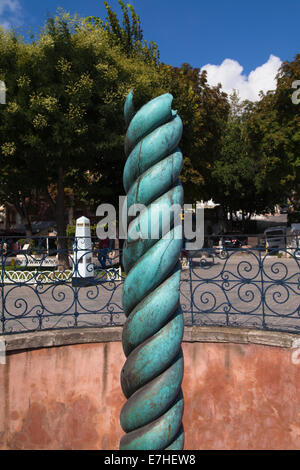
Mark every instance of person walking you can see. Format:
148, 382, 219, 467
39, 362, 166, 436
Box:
98, 236, 110, 269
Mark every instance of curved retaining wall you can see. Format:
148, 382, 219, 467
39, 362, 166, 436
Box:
1, 327, 300, 450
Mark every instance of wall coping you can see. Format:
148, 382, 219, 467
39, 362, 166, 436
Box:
2, 326, 300, 352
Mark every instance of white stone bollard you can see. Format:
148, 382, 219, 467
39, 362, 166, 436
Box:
72, 216, 94, 286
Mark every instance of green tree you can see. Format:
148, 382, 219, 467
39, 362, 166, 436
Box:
211, 92, 287, 229
0, 1, 232, 257
86, 4, 230, 204
0, 29, 44, 235
160, 63, 230, 203
0, 10, 166, 253
85, 0, 159, 64
246, 55, 300, 211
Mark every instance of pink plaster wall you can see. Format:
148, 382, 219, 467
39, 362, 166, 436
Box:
0, 340, 300, 450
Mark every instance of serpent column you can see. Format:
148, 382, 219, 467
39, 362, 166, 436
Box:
119, 91, 185, 450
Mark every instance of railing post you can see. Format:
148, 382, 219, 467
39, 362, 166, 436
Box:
1, 237, 4, 333
72, 237, 79, 327
119, 91, 185, 450
258, 235, 266, 329
188, 252, 194, 325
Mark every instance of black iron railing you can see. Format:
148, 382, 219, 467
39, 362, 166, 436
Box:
1, 236, 300, 334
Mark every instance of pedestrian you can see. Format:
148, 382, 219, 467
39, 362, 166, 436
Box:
98, 236, 110, 269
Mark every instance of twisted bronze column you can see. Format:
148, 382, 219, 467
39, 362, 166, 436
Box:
120, 91, 184, 450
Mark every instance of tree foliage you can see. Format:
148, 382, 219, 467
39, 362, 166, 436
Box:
211, 93, 282, 219
85, 0, 159, 64
246, 55, 300, 209
0, 9, 166, 240
160, 63, 230, 203
211, 52, 300, 223
0, 4, 232, 239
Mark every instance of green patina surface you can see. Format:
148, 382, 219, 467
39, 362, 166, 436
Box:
120, 91, 184, 450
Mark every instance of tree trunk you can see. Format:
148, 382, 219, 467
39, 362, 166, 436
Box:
56, 167, 69, 270
229, 210, 233, 231
23, 199, 32, 238
14, 197, 33, 237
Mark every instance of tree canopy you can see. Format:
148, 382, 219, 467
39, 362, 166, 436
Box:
0, 4, 231, 238
211, 53, 300, 224
0, 9, 166, 239
246, 55, 300, 210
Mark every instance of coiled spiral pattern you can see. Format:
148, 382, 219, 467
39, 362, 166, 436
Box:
120, 92, 184, 450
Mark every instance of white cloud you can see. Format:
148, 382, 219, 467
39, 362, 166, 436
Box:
0, 0, 20, 15
0, 20, 10, 28
201, 54, 282, 101
0, 0, 23, 29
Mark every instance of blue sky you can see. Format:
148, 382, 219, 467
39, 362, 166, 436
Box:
1, 0, 299, 100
